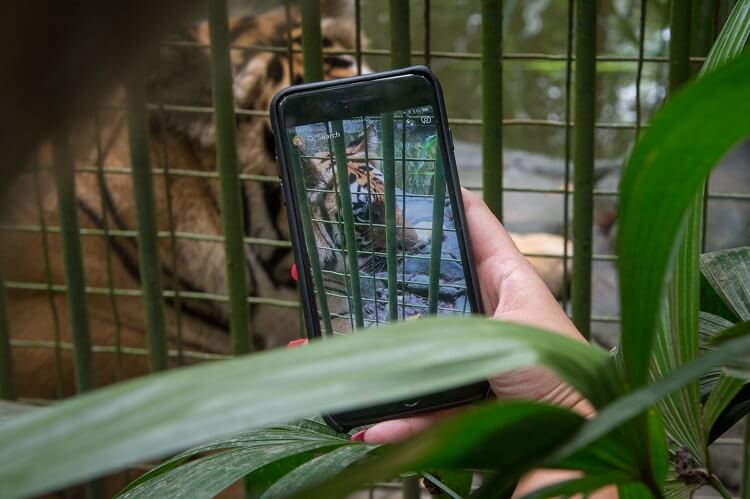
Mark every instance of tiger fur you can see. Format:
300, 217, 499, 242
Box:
1, 2, 367, 399
1, 1, 570, 401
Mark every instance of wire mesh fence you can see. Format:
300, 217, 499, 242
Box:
0, 0, 748, 492
288, 111, 471, 335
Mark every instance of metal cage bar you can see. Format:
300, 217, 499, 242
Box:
571, 0, 597, 340
481, 0, 504, 221
93, 113, 126, 379
331, 120, 364, 329
427, 155, 446, 315
31, 162, 65, 397
288, 132, 333, 336
382, 112, 399, 321
561, 0, 574, 310
126, 73, 170, 372
0, 270, 15, 400
301, 0, 323, 81
389, 0, 411, 68
53, 132, 95, 392
208, 0, 252, 354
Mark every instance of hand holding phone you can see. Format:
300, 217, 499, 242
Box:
271, 66, 489, 431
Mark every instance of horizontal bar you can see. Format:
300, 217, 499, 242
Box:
5, 281, 299, 308
159, 39, 707, 64
100, 103, 648, 130
11, 339, 231, 361
0, 225, 291, 247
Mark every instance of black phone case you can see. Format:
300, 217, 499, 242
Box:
270, 66, 490, 432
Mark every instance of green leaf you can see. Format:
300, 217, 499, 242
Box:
617, 51, 750, 388
700, 246, 750, 321
699, 0, 750, 77
119, 440, 344, 499
704, 376, 746, 436
0, 402, 38, 423
552, 320, 750, 463
701, 273, 737, 322
708, 384, 750, 442
118, 424, 349, 496
291, 401, 636, 499
518, 476, 618, 499
0, 317, 617, 499
423, 471, 473, 498
261, 445, 376, 499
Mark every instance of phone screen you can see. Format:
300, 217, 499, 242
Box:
281, 78, 474, 336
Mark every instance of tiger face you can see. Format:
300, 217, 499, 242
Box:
299, 129, 423, 274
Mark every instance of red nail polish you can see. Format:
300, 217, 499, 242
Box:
290, 263, 298, 282
350, 430, 366, 442
287, 338, 308, 348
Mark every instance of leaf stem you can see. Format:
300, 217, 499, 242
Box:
709, 473, 733, 499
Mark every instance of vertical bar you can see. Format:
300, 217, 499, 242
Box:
325, 126, 355, 331
301, 0, 323, 82
0, 270, 15, 400
572, 0, 597, 339
669, 0, 693, 94
125, 72, 169, 372
424, 0, 432, 66
400, 115, 408, 319
561, 0, 574, 310
331, 120, 364, 329
427, 156, 446, 315
389, 0, 411, 68
690, 1, 715, 251
289, 133, 333, 336
208, 0, 252, 354
355, 0, 363, 74
93, 114, 125, 377
155, 82, 185, 366
635, 0, 648, 141
363, 118, 379, 327
382, 112, 399, 321
481, 0, 503, 221
53, 132, 95, 392
32, 163, 64, 396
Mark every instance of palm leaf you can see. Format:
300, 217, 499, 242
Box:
700, 246, 750, 321
0, 317, 617, 499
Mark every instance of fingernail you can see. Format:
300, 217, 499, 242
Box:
350, 430, 366, 442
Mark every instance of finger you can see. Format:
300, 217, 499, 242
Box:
355, 407, 465, 444
356, 414, 438, 444
460, 187, 525, 265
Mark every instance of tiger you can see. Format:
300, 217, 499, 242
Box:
1, 1, 368, 400
296, 126, 428, 331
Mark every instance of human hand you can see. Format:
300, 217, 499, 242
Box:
353, 188, 593, 444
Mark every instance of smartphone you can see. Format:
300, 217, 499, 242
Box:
270, 66, 489, 432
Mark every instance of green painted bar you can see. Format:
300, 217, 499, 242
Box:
288, 133, 333, 336
126, 74, 169, 372
424, 0, 431, 66
53, 133, 95, 392
427, 155, 446, 315
571, 0, 597, 339
0, 272, 15, 400
208, 0, 252, 354
331, 120, 364, 329
669, 0, 693, 93
381, 112, 399, 321
561, 0, 574, 308
389, 0, 411, 67
301, 0, 323, 81
481, 0, 503, 221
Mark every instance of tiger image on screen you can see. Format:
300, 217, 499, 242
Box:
288, 106, 472, 334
